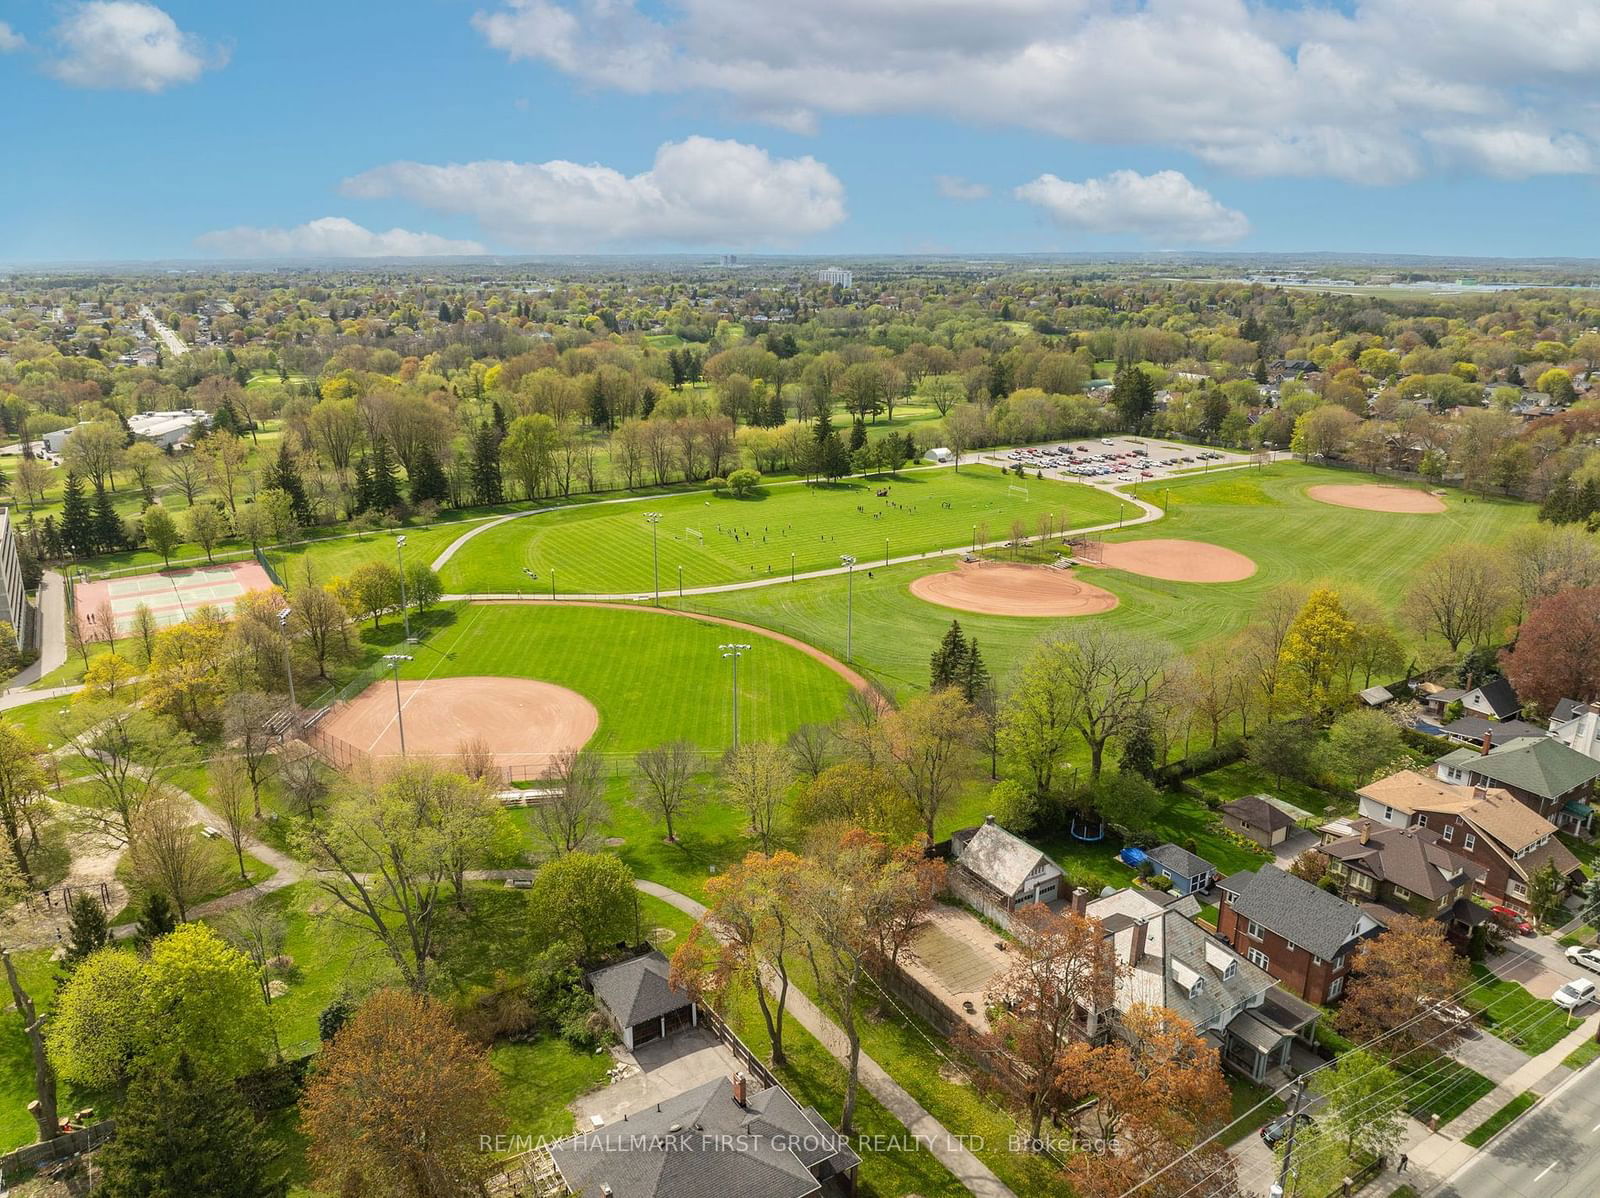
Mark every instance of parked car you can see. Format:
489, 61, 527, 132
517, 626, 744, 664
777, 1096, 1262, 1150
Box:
1565, 945, 1600, 973
1260, 1112, 1315, 1146
1553, 978, 1597, 1011
1489, 906, 1534, 936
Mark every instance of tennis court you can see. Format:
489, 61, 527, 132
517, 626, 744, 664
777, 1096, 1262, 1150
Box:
72, 560, 276, 639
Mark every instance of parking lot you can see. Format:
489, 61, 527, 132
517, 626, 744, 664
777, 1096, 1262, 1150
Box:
982, 436, 1255, 485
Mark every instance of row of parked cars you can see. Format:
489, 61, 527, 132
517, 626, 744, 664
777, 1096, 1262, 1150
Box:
1003, 441, 1230, 479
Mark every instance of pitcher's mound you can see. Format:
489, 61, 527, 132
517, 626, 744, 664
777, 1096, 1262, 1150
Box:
1098, 539, 1256, 583
910, 561, 1119, 617
1307, 484, 1446, 514
318, 675, 598, 770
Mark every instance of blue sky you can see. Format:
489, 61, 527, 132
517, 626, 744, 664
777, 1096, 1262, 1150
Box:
4, 0, 1599, 261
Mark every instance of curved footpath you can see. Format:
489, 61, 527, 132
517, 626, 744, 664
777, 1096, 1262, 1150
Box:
635, 880, 1019, 1198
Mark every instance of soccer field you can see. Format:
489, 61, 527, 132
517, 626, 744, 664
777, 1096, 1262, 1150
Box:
438, 466, 1128, 595
683, 463, 1539, 692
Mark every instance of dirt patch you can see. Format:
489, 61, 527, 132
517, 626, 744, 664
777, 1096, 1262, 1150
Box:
908, 561, 1119, 617
319, 675, 598, 771
1306, 484, 1446, 514
1096, 538, 1256, 583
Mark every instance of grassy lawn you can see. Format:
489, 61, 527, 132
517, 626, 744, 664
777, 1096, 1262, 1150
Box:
1465, 963, 1574, 1056
110, 836, 274, 925
1220, 1076, 1286, 1146
1397, 1054, 1495, 1127
1557, 832, 1600, 877
1462, 1091, 1537, 1147
491, 1038, 612, 1141
1188, 761, 1347, 821
686, 461, 1537, 695
440, 465, 1124, 595
1561, 1037, 1600, 1070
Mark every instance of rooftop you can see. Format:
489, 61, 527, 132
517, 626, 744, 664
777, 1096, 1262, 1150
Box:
954, 818, 1060, 895
1218, 865, 1379, 960
1320, 824, 1483, 899
588, 950, 693, 1029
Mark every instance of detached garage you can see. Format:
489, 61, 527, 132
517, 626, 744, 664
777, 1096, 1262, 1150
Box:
587, 949, 699, 1051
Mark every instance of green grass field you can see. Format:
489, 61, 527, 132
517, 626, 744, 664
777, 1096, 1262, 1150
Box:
682, 462, 1539, 693
439, 466, 1126, 595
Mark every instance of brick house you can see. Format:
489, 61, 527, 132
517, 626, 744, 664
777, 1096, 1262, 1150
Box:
1355, 771, 1583, 913
1214, 866, 1383, 1004
1436, 734, 1600, 836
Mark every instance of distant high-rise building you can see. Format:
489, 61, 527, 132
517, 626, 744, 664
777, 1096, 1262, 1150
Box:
817, 267, 853, 287
0, 509, 26, 648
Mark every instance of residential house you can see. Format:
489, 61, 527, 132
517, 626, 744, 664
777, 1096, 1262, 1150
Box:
1352, 770, 1582, 913
546, 1073, 860, 1197
587, 949, 699, 1051
949, 816, 1063, 910
1146, 843, 1217, 897
1436, 734, 1600, 835
1315, 820, 1489, 942
1436, 716, 1547, 748
1082, 887, 1318, 1083
1220, 795, 1300, 850
1214, 865, 1384, 1004
1550, 701, 1600, 765
1420, 676, 1522, 722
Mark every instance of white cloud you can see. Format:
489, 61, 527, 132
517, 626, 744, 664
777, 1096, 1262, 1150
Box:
0, 22, 25, 52
935, 175, 989, 201
1015, 169, 1250, 245
194, 218, 485, 259
470, 0, 1600, 183
341, 137, 846, 249
48, 2, 225, 92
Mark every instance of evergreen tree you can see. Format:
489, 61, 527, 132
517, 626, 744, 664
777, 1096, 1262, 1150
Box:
765, 390, 786, 426
588, 377, 611, 430
850, 416, 868, 451
350, 455, 374, 515
1506, 365, 1523, 386
1578, 478, 1600, 526
1118, 713, 1159, 779
409, 443, 450, 507
817, 432, 850, 482
438, 300, 452, 323
369, 438, 401, 512
92, 482, 123, 554
59, 473, 94, 558
40, 516, 63, 562
1254, 357, 1269, 385
269, 441, 314, 525
668, 349, 687, 388
1539, 477, 1577, 524
319, 995, 354, 1043
60, 894, 110, 974
903, 432, 919, 464
134, 891, 177, 950
930, 620, 970, 691
471, 424, 505, 505
958, 638, 991, 704
812, 403, 835, 444
491, 400, 507, 435
1113, 366, 1155, 432
212, 399, 242, 437
95, 1052, 277, 1198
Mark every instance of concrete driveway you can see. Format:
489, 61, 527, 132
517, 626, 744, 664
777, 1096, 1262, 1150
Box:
569, 1027, 742, 1127
1489, 939, 1575, 1000
1271, 828, 1320, 870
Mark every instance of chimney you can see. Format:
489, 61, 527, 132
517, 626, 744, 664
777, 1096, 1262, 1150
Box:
1128, 920, 1147, 967
1071, 886, 1089, 917
1480, 730, 1492, 756
1359, 822, 1370, 845
984, 814, 996, 826
732, 1072, 747, 1107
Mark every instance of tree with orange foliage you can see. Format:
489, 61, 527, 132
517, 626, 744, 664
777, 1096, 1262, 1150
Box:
1335, 912, 1470, 1058
963, 904, 1121, 1145
671, 850, 805, 1066
1062, 1005, 1235, 1198
300, 989, 505, 1198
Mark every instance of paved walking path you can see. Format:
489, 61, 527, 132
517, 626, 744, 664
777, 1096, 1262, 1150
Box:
8, 571, 67, 691
634, 879, 1018, 1198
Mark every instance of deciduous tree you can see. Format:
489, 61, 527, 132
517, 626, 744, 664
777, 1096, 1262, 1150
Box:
632, 741, 702, 843
1336, 913, 1470, 1057
720, 741, 794, 854
881, 688, 981, 846
528, 850, 637, 961
1404, 545, 1510, 654
531, 747, 609, 856
1500, 585, 1600, 712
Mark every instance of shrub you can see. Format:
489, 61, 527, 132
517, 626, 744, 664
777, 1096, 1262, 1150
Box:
1147, 874, 1173, 892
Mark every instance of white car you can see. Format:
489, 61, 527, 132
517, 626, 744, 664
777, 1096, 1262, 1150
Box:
1566, 945, 1600, 973
1553, 978, 1597, 1011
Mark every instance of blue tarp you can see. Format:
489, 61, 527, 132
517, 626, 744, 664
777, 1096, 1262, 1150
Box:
1118, 847, 1149, 869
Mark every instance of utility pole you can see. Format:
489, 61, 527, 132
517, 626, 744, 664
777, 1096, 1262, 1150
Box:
645, 512, 662, 605
1273, 1077, 1308, 1198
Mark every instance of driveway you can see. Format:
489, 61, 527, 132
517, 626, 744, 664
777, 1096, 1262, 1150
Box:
902, 904, 1011, 1032
1271, 828, 1320, 870
1489, 939, 1573, 1000
1448, 1023, 1535, 1079
570, 1026, 743, 1127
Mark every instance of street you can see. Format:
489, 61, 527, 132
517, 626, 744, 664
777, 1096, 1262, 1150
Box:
1435, 1065, 1600, 1198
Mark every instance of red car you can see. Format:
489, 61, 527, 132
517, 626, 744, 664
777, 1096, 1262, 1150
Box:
1489, 906, 1534, 936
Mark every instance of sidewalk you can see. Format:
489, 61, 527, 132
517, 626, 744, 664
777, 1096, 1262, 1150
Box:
634, 880, 1019, 1198
1380, 1010, 1600, 1194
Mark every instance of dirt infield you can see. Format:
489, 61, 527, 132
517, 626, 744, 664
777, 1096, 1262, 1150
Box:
1096, 539, 1257, 583
319, 675, 598, 769
908, 561, 1119, 617
1306, 484, 1447, 514
72, 559, 275, 639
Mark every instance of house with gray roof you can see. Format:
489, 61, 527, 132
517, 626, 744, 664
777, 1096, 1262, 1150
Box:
1146, 843, 1217, 896
1215, 866, 1383, 1005
1084, 887, 1318, 1083
950, 816, 1063, 910
1221, 795, 1300, 850
546, 1072, 860, 1198
587, 949, 699, 1050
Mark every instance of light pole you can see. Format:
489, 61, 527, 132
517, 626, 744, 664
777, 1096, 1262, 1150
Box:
677, 564, 683, 602
790, 551, 795, 581
840, 554, 856, 661
278, 608, 297, 714
719, 643, 751, 749
383, 653, 414, 756
645, 512, 662, 605
884, 537, 889, 566
395, 535, 412, 643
